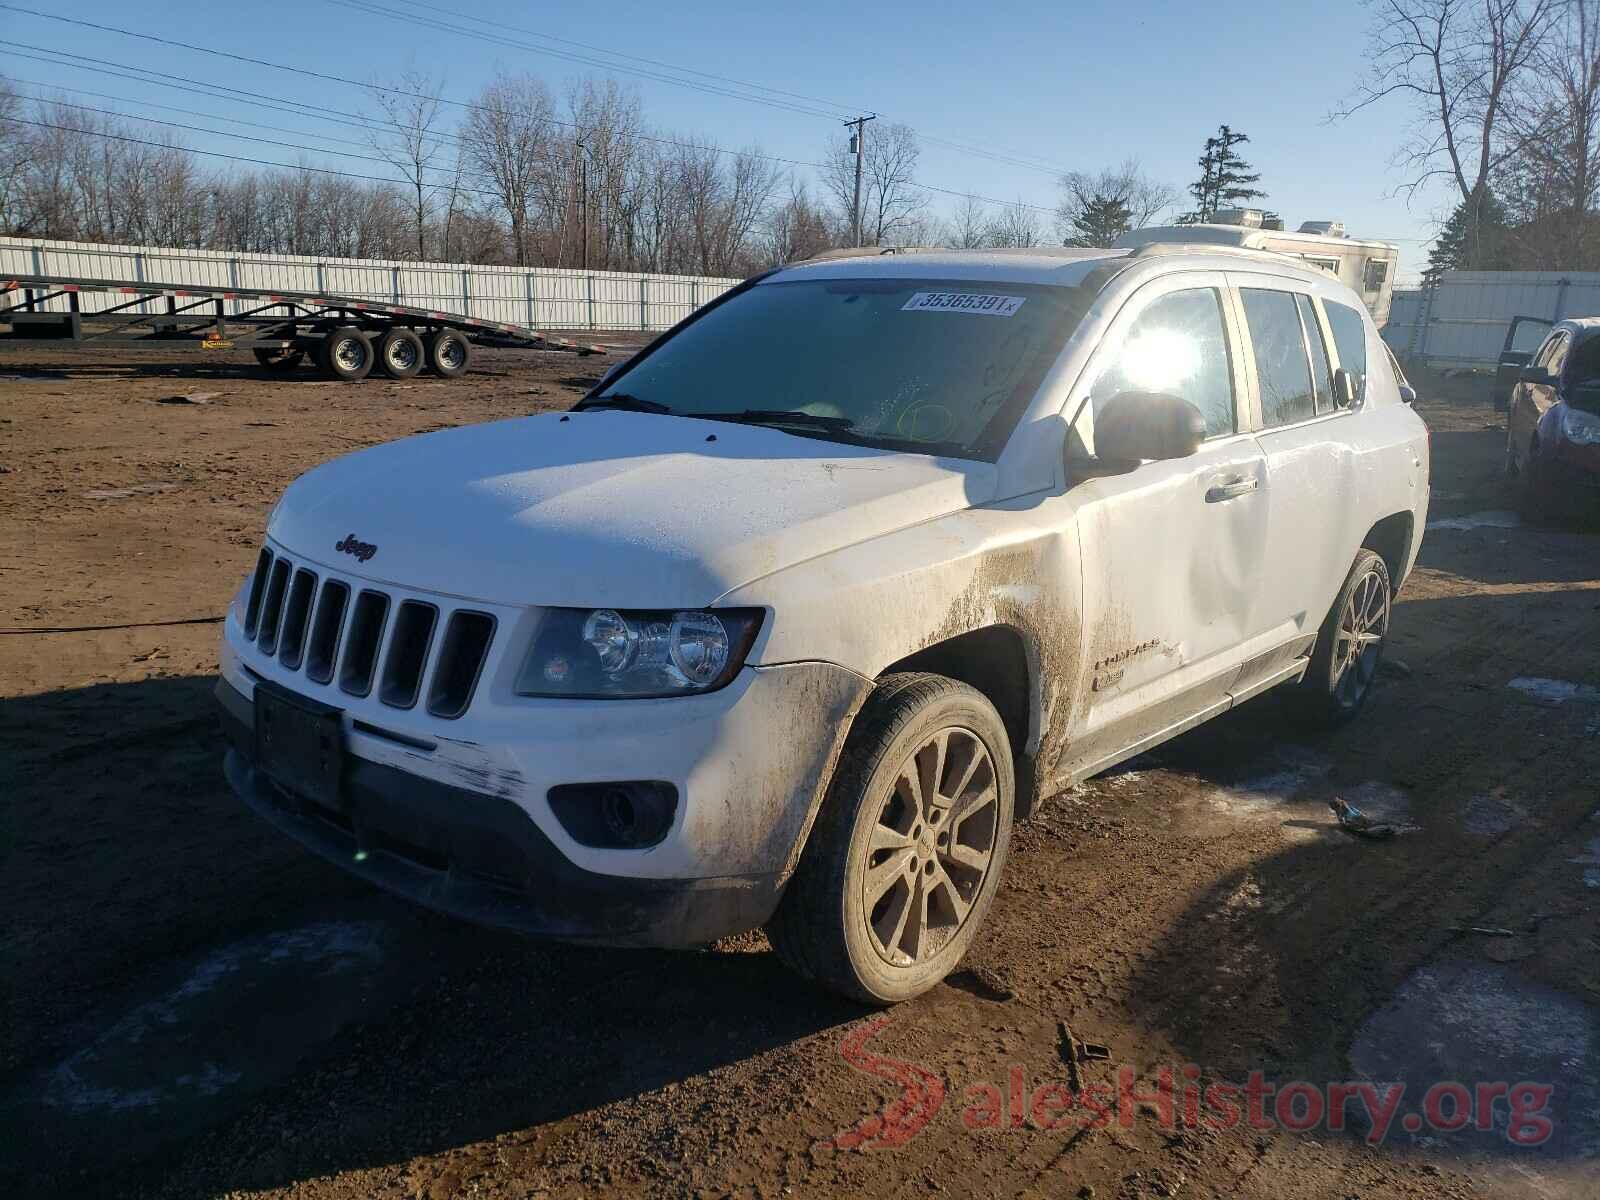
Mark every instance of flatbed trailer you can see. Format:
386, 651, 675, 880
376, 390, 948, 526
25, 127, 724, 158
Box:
0, 271, 610, 381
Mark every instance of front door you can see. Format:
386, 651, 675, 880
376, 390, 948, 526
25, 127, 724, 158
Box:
1054, 272, 1268, 780
1510, 328, 1569, 467
1495, 316, 1555, 412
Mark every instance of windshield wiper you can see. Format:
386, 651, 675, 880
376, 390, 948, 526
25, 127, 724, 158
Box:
696, 408, 857, 431
576, 392, 673, 414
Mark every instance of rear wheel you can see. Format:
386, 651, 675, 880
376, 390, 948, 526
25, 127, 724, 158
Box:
767, 673, 1014, 1005
426, 329, 471, 378
1287, 549, 1392, 729
253, 347, 305, 372
377, 328, 425, 379
319, 327, 374, 382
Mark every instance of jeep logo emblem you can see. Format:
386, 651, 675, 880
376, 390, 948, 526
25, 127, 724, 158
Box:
335, 533, 377, 563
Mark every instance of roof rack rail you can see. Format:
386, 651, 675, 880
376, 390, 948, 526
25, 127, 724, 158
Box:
1129, 241, 1294, 262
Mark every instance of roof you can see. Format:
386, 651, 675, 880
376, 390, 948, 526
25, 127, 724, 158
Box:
1115, 224, 1398, 253
772, 247, 1127, 287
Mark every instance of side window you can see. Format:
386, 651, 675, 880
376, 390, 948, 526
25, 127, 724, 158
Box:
1545, 332, 1572, 378
1090, 287, 1236, 438
1240, 288, 1315, 427
1363, 258, 1390, 294
1324, 300, 1369, 402
1296, 294, 1334, 413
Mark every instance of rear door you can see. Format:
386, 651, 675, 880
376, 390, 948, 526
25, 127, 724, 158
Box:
1496, 316, 1555, 411
1229, 274, 1365, 681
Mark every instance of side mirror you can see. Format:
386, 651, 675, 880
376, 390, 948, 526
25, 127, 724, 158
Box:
1094, 391, 1207, 467
1519, 365, 1557, 386
596, 361, 626, 390
1333, 368, 1359, 408
1397, 383, 1417, 404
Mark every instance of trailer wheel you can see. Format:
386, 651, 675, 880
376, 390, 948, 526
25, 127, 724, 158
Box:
425, 329, 471, 378
253, 347, 305, 372
377, 328, 425, 379
320, 327, 374, 382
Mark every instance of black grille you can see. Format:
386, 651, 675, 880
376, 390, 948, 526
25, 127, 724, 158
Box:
428, 611, 495, 719
339, 590, 389, 697
379, 601, 437, 709
278, 569, 317, 670
256, 557, 291, 655
240, 545, 496, 718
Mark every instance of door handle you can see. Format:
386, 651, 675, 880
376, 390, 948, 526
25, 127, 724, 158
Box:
1205, 477, 1259, 503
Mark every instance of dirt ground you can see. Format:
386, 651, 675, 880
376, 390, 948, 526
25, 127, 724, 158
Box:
2, 347, 1597, 1200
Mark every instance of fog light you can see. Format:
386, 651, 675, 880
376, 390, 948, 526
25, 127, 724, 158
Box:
548, 781, 677, 849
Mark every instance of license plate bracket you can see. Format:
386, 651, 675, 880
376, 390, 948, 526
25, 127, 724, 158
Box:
254, 680, 345, 809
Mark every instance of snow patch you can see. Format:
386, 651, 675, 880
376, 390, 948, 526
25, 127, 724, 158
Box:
1508, 677, 1600, 704
1426, 509, 1522, 531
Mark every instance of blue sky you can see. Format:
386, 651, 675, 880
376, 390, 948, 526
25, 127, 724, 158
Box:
0, 0, 1440, 281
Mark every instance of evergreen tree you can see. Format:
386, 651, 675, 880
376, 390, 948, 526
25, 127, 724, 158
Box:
1065, 195, 1133, 247
1424, 188, 1510, 280
1184, 125, 1265, 223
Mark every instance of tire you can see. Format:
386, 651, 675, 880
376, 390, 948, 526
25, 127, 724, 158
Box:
253, 347, 305, 372
377, 328, 425, 379
1287, 549, 1392, 729
318, 327, 374, 382
425, 329, 471, 378
766, 672, 1014, 1005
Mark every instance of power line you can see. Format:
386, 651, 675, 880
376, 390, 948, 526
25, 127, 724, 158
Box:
4, 75, 380, 151
1, 115, 500, 198
1, 41, 1063, 215
331, 0, 1077, 179
330, 0, 851, 123
0, 2, 1080, 183
385, 0, 867, 117
15, 94, 454, 176
0, 41, 823, 168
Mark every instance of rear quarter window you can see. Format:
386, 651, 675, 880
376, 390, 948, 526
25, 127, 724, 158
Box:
1324, 300, 1368, 401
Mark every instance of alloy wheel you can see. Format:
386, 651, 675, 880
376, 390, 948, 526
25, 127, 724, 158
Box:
861, 726, 998, 966
1333, 566, 1389, 709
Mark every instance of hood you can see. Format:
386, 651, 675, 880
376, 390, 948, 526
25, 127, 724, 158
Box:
267, 410, 997, 608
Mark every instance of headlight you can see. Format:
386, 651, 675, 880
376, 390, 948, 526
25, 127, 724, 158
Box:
514, 608, 763, 698
1561, 406, 1600, 445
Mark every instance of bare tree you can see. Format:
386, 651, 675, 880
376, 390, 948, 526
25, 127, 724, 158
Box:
365, 69, 450, 259
462, 73, 554, 266
942, 193, 991, 248
1341, 0, 1559, 264
983, 199, 1044, 248
821, 121, 929, 245
1496, 0, 1600, 264
1055, 159, 1177, 244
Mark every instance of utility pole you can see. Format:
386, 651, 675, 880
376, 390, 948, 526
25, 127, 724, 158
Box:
844, 114, 876, 247
576, 138, 589, 272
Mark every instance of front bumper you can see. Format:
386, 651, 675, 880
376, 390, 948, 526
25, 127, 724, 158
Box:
220, 678, 784, 946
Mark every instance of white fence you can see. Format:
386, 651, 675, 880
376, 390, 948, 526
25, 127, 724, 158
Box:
1382, 270, 1600, 367
0, 236, 740, 332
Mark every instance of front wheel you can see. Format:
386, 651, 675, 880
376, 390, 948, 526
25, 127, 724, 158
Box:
767, 673, 1014, 1005
1287, 549, 1392, 728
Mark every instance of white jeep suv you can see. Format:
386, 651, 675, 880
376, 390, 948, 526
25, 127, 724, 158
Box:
217, 245, 1429, 1003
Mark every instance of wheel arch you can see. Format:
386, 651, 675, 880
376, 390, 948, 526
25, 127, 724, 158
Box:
1362, 511, 1414, 591
877, 623, 1039, 818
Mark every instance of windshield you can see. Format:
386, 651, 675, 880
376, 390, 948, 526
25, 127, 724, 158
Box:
586, 277, 1088, 459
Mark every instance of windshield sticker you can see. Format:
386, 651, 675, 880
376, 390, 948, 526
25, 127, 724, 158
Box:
901, 291, 1026, 317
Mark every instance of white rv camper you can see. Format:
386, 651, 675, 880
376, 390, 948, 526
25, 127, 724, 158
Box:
1114, 210, 1399, 327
